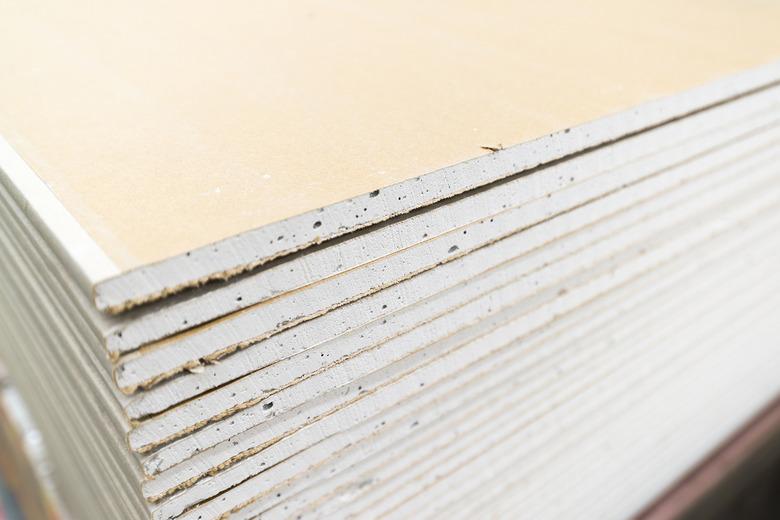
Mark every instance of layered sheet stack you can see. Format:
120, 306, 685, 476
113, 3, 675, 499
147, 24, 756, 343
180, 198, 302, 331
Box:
1, 1, 780, 519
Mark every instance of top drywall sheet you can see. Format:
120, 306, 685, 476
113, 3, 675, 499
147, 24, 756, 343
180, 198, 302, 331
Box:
1, 0, 780, 309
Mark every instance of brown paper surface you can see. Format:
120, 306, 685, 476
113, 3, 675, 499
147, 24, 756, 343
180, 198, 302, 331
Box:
1, 0, 779, 270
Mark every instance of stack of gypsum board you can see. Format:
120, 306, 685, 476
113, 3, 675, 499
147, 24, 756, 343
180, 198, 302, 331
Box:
1, 2, 780, 519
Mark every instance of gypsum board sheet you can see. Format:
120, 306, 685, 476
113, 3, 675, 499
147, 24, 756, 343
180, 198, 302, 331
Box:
78, 36, 780, 314
136, 157, 772, 488
0, 185, 116, 376
0, 181, 137, 425
374, 292, 780, 520
130, 150, 780, 466
0, 187, 137, 442
169, 239, 763, 520
530, 367, 779, 520
1, 121, 748, 516
149, 248, 717, 506
293, 302, 762, 520
137, 179, 780, 508
0, 293, 144, 517
0, 181, 133, 414
321, 242, 780, 520
488, 335, 780, 520
119, 153, 780, 426
131, 156, 776, 470
533, 325, 780, 520
0, 314, 136, 519
142, 192, 772, 508
138, 179, 751, 503
394, 245, 777, 520
0, 212, 139, 476
257, 224, 773, 518
100, 102, 773, 359
0, 256, 141, 514
145, 217, 708, 512
168, 194, 780, 516
495, 320, 780, 520
0, 186, 151, 509
201, 285, 760, 520
129, 137, 780, 446
128, 147, 780, 476
0, 218, 136, 520
0, 346, 143, 520
274, 203, 780, 518
147, 187, 780, 520
102, 85, 780, 355
161, 215, 772, 516
180, 290, 780, 517
446, 301, 780, 520
0, 204, 147, 518
172, 198, 780, 516
0, 219, 147, 510
2, 0, 776, 312
111, 112, 780, 388
307, 263, 780, 520
113, 119, 780, 396
470, 258, 776, 516
198, 232, 780, 517
124, 135, 780, 423
136, 158, 780, 481
298, 245, 780, 520
260, 241, 778, 520
0, 150, 171, 490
